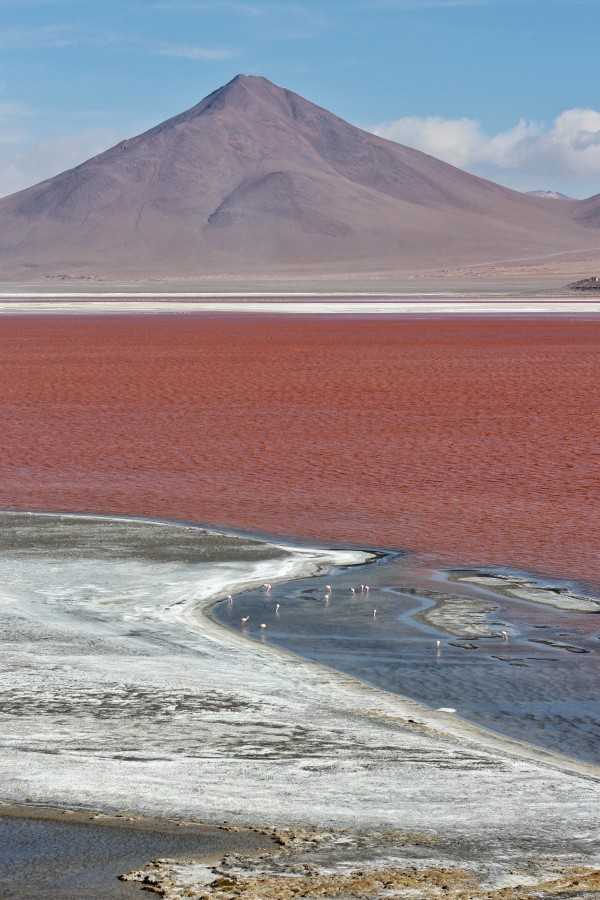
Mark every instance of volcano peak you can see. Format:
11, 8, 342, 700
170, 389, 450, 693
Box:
0, 75, 592, 281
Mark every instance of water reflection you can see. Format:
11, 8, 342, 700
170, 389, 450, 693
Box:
213, 551, 600, 766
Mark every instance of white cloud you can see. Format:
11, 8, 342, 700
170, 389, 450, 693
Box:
0, 123, 120, 199
149, 1, 268, 13
373, 108, 600, 197
0, 99, 32, 121
148, 1, 327, 37
364, 0, 600, 6
363, 0, 489, 7
0, 23, 82, 49
154, 42, 238, 60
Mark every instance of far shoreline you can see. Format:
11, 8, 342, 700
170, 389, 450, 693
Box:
2, 299, 600, 317
3, 269, 600, 317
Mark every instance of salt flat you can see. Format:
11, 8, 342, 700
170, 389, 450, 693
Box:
2, 296, 600, 315
0, 513, 600, 898
1, 513, 598, 828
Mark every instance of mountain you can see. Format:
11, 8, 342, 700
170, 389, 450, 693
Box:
0, 75, 596, 281
526, 190, 573, 200
572, 192, 600, 228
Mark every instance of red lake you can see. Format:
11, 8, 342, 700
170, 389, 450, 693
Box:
1, 313, 599, 588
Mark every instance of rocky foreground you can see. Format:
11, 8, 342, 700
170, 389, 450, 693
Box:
569, 276, 600, 290
120, 825, 600, 899
1, 514, 599, 899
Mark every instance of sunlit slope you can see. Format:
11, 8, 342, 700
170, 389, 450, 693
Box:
0, 75, 594, 279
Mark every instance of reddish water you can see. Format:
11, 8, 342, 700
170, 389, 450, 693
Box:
1, 314, 599, 586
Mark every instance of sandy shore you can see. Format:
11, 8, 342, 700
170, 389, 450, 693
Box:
1, 512, 600, 897
1, 258, 600, 295
451, 570, 600, 612
1, 271, 600, 316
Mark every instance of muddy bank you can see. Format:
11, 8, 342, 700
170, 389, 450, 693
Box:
1, 512, 600, 898
119, 825, 600, 899
0, 804, 274, 900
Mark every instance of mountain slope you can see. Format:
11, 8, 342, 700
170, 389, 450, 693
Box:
572, 192, 600, 228
0, 75, 594, 280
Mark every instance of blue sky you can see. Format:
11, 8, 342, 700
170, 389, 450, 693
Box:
1, 0, 599, 198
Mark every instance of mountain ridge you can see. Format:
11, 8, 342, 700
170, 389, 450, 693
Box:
0, 74, 597, 281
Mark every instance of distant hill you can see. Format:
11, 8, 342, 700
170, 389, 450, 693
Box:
572, 192, 600, 228
526, 190, 573, 200
569, 276, 600, 290
0, 75, 596, 281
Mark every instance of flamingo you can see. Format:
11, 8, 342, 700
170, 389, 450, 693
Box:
259, 623, 266, 630
262, 583, 271, 593
500, 630, 508, 640
372, 609, 377, 617
275, 603, 280, 613
226, 594, 233, 604
241, 616, 249, 626
365, 585, 370, 595
350, 587, 356, 595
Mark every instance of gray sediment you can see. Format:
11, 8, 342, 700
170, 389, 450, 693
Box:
1, 511, 600, 898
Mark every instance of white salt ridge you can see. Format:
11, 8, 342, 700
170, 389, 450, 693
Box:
1, 297, 600, 315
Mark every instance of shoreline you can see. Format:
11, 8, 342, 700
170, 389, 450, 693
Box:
2, 510, 600, 896
2, 297, 600, 317
4, 507, 598, 783
0, 800, 272, 846
1, 272, 600, 316
202, 591, 600, 785
2, 509, 599, 797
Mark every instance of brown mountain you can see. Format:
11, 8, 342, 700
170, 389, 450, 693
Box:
572, 192, 600, 228
0, 74, 596, 281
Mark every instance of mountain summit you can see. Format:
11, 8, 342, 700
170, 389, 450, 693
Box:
0, 74, 595, 280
